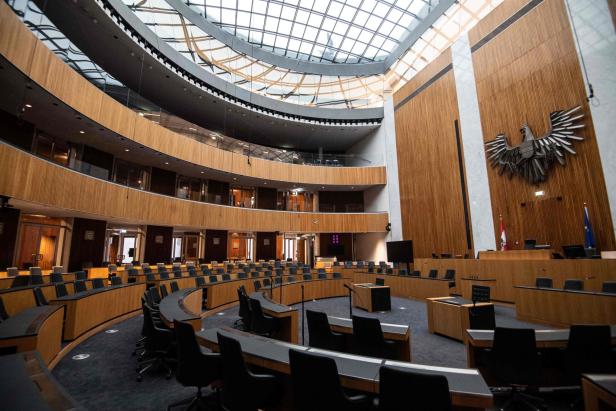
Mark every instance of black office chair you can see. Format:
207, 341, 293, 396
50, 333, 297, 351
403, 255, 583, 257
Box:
564, 325, 613, 384
488, 327, 544, 410
92, 278, 105, 289
217, 332, 281, 411
237, 272, 247, 279
0, 297, 8, 321
398, 269, 408, 276
172, 270, 182, 279
159, 284, 169, 298
302, 273, 312, 281
563, 279, 583, 291
10, 276, 29, 288
377, 366, 451, 411
468, 304, 496, 330
159, 271, 170, 280
253, 280, 262, 291
535, 277, 553, 288
32, 287, 48, 306
306, 310, 345, 351
50, 273, 64, 283
137, 303, 175, 381
444, 269, 455, 280
274, 277, 282, 285
410, 270, 421, 277
30, 274, 44, 285
287, 275, 296, 283
289, 349, 370, 411
237, 289, 252, 331
386, 268, 393, 274
302, 267, 311, 274
149, 286, 162, 306
248, 298, 277, 336
351, 316, 397, 359
195, 276, 205, 287
602, 281, 616, 294
222, 274, 231, 281
170, 281, 179, 293
375, 278, 385, 286
75, 271, 87, 281
187, 268, 197, 277
317, 273, 327, 280
289, 267, 297, 275
145, 273, 156, 284
167, 320, 221, 411
209, 275, 218, 283
428, 269, 438, 279
74, 280, 87, 293
262, 278, 271, 287
250, 271, 259, 278
55, 283, 68, 298
333, 272, 342, 279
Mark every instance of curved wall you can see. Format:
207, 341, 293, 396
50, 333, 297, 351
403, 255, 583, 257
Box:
0, 2, 386, 187
0, 143, 388, 233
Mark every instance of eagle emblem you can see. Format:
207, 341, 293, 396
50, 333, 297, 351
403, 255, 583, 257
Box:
484, 106, 585, 184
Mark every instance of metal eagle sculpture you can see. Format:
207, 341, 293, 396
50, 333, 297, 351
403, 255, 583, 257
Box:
484, 106, 585, 184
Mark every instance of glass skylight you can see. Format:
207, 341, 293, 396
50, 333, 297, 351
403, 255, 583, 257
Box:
186, 0, 438, 64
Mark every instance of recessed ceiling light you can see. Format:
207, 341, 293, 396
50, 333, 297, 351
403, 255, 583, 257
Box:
233, 177, 237, 181
534, 190, 545, 197
263, 151, 269, 154
79, 130, 85, 134
263, 182, 267, 185
124, 149, 130, 152
200, 171, 204, 174
211, 136, 217, 140
24, 104, 32, 108
164, 161, 169, 165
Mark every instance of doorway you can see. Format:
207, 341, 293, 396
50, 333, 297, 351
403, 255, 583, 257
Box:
16, 218, 64, 270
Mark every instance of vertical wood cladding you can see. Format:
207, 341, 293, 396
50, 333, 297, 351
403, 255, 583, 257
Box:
204, 229, 228, 262
470, 0, 615, 251
256, 232, 277, 261
144, 225, 173, 264
68, 217, 106, 271
0, 207, 20, 270
393, 52, 471, 259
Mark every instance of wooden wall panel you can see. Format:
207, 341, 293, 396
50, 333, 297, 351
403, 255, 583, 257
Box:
470, 0, 615, 251
144, 225, 173, 264
0, 3, 386, 188
0, 208, 20, 270
393, 52, 471, 258
68, 218, 106, 271
256, 232, 276, 261
0, 143, 387, 233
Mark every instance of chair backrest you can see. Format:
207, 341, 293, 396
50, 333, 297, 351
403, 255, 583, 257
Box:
50, 273, 64, 283
52, 266, 63, 274
306, 310, 337, 350
108, 264, 117, 273
332, 272, 341, 279
289, 349, 349, 411
237, 289, 251, 323
92, 278, 105, 289
29, 267, 42, 276
216, 268, 225, 274
187, 268, 197, 277
375, 278, 385, 286
287, 276, 296, 283
173, 270, 182, 278
159, 284, 169, 298
253, 280, 261, 290
444, 269, 455, 280
563, 279, 583, 291
565, 324, 613, 376
145, 273, 156, 282
275, 268, 283, 276
6, 267, 18, 277
170, 281, 179, 293
11, 276, 30, 288
302, 274, 312, 281
195, 276, 205, 287
468, 305, 496, 330
74, 280, 87, 293
302, 267, 310, 274
249, 271, 258, 278
398, 269, 408, 276
237, 272, 247, 279
386, 268, 393, 274
111, 276, 122, 286
289, 267, 297, 275
174, 320, 220, 387
30, 274, 43, 285
602, 281, 616, 294
317, 268, 325, 274
428, 269, 438, 279
357, 261, 365, 268
33, 287, 48, 306
352, 315, 385, 356
535, 277, 553, 288
410, 270, 420, 277
55, 283, 69, 298
262, 278, 271, 287
149, 286, 162, 304
217, 333, 252, 407
274, 277, 282, 285
378, 366, 451, 411
209, 275, 218, 283
490, 327, 540, 385
222, 274, 231, 281
158, 271, 169, 280
0, 297, 8, 321
317, 273, 326, 279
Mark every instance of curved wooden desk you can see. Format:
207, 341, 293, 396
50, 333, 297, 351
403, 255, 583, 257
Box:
0, 305, 64, 366
49, 283, 146, 340
158, 288, 202, 331
197, 327, 493, 410
0, 351, 79, 411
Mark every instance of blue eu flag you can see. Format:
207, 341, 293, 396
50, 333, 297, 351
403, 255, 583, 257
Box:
584, 205, 596, 249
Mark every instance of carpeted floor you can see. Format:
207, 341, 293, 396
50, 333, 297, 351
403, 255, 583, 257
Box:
52, 297, 574, 410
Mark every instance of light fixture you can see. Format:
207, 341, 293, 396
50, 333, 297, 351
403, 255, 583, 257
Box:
124, 148, 130, 152
211, 136, 217, 140
164, 161, 169, 165
534, 190, 545, 197
200, 171, 204, 174
79, 130, 85, 134
24, 104, 32, 108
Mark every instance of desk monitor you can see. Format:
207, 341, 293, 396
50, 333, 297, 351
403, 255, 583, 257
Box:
471, 285, 491, 304
386, 240, 413, 264
562, 245, 586, 259
523, 239, 536, 250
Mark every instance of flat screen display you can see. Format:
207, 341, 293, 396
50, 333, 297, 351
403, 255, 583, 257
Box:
386, 240, 413, 263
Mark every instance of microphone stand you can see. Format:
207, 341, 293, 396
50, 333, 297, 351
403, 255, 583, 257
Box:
279, 276, 283, 303
269, 277, 274, 299
344, 284, 353, 318
301, 284, 305, 345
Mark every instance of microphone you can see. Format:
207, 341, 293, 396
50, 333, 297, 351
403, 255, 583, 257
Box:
343, 283, 354, 292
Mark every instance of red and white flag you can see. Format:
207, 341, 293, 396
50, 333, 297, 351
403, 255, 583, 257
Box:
499, 215, 508, 251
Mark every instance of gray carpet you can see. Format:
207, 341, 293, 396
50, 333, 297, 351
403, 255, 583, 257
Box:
52, 297, 572, 410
